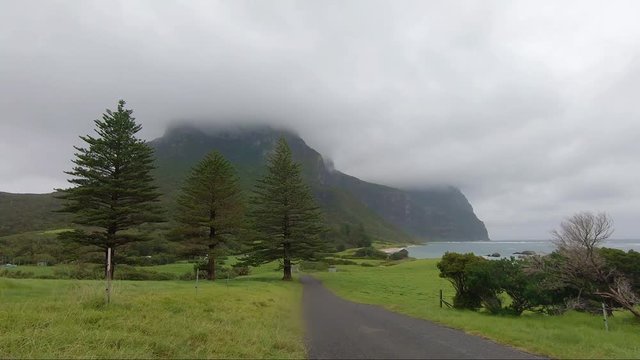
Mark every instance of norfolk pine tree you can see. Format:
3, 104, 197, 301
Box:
173, 151, 244, 281
57, 100, 163, 278
246, 137, 326, 280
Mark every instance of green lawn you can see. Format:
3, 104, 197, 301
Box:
314, 259, 640, 359
0, 271, 305, 358
4, 258, 640, 358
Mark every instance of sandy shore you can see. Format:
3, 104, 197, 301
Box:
380, 247, 406, 254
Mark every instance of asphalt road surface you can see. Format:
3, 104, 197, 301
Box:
301, 276, 544, 359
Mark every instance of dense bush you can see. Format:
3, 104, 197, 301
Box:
231, 265, 251, 276
0, 269, 35, 279
464, 260, 503, 313
113, 265, 177, 281
180, 263, 251, 280
437, 252, 486, 309
325, 258, 358, 266
600, 248, 640, 292
438, 252, 612, 316
325, 223, 373, 251
389, 249, 409, 260
464, 258, 556, 315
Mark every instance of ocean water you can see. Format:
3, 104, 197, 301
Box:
407, 239, 640, 259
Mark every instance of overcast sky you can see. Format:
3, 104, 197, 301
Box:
2, 0, 640, 240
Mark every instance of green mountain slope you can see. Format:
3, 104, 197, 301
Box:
151, 125, 414, 245
151, 125, 488, 242
0, 124, 488, 242
0, 192, 69, 237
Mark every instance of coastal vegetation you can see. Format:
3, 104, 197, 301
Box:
437, 212, 640, 319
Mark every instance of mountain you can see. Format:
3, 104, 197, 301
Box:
0, 192, 69, 236
0, 124, 489, 243
151, 125, 488, 242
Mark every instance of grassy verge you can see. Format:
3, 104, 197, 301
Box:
314, 259, 640, 359
0, 271, 305, 358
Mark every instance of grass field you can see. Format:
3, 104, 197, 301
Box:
4, 258, 640, 358
314, 259, 640, 359
0, 270, 305, 358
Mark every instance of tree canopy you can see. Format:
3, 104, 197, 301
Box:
173, 151, 244, 280
244, 137, 326, 280
57, 100, 163, 277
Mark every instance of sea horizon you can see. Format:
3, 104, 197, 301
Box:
406, 238, 640, 259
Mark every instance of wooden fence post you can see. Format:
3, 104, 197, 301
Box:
106, 247, 112, 305
195, 268, 200, 296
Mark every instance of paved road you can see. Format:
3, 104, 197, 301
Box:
301, 276, 543, 359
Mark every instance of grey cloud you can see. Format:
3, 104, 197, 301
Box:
2, 0, 640, 239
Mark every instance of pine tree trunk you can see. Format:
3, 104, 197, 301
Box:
208, 247, 216, 281
283, 243, 292, 281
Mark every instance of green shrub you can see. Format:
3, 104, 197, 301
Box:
600, 248, 640, 292
389, 249, 409, 260
232, 265, 250, 277
114, 265, 177, 281
0, 269, 35, 279
465, 260, 505, 314
437, 252, 486, 310
445, 254, 575, 315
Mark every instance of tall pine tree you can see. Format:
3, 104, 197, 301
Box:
246, 137, 326, 280
173, 151, 244, 281
57, 100, 163, 278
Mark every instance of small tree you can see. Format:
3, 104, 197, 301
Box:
437, 252, 486, 309
466, 258, 549, 315
245, 138, 326, 280
552, 212, 640, 318
57, 100, 163, 279
173, 151, 244, 281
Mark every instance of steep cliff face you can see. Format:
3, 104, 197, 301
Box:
151, 125, 489, 241
324, 170, 488, 241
